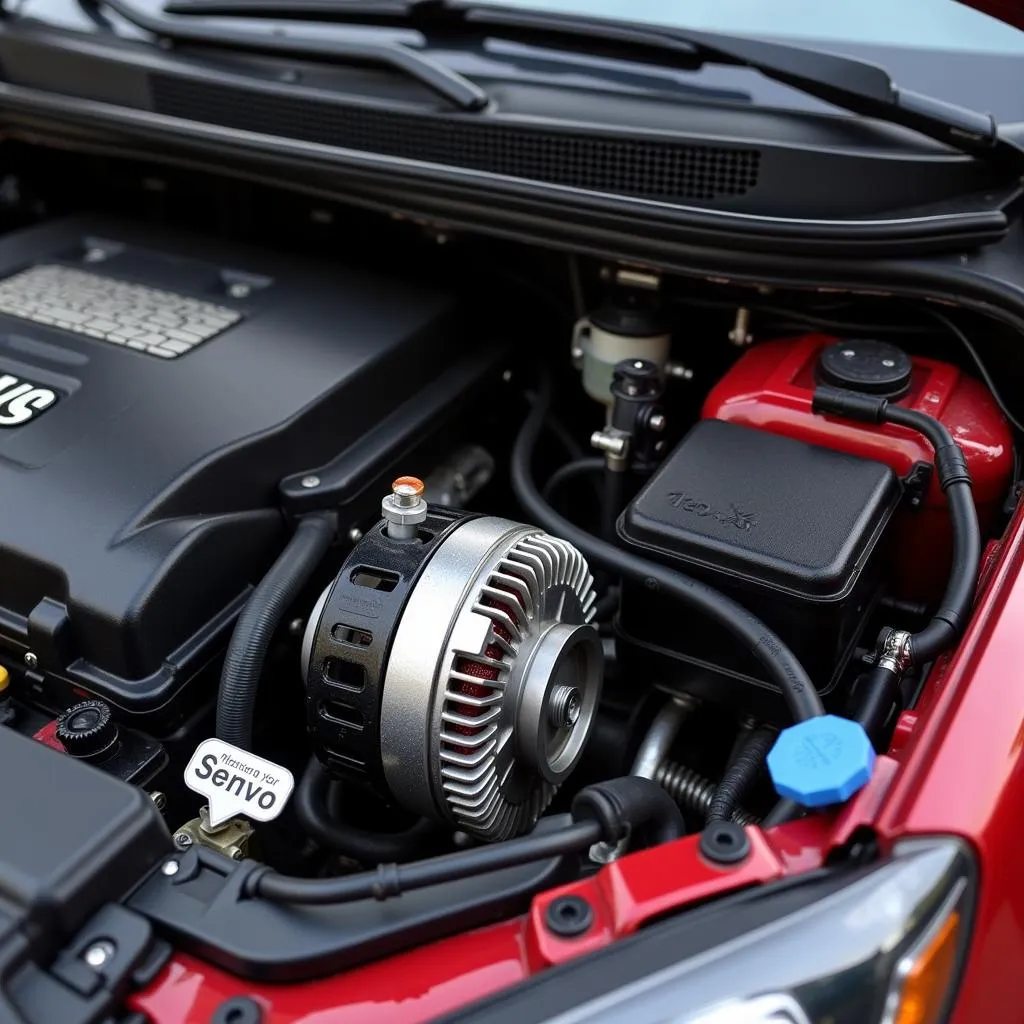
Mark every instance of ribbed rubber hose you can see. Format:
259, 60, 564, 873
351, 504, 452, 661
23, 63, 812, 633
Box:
511, 375, 824, 724
217, 512, 336, 749
295, 758, 438, 864
707, 727, 776, 824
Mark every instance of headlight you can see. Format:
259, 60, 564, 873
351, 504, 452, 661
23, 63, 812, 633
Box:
541, 838, 973, 1024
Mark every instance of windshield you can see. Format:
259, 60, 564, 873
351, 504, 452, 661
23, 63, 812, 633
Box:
477, 0, 1024, 53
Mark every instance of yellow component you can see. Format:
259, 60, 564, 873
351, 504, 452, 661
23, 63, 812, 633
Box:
893, 911, 961, 1024
0, 665, 8, 694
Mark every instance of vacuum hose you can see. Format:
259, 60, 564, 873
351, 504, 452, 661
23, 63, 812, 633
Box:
813, 387, 981, 664
512, 374, 824, 724
707, 727, 776, 824
217, 511, 336, 750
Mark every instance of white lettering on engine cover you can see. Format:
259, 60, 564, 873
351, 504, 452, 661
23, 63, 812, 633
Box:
184, 738, 295, 827
0, 373, 58, 427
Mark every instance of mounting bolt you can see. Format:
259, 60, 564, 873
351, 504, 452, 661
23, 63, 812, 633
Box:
160, 859, 180, 877
300, 475, 320, 489
545, 895, 594, 938
174, 832, 193, 849
83, 940, 116, 969
590, 429, 628, 458
347, 526, 364, 543
149, 791, 167, 811
548, 685, 582, 730
23, 651, 37, 669
382, 477, 428, 540
648, 413, 667, 433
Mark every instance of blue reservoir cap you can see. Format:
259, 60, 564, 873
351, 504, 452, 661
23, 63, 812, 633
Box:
766, 715, 875, 808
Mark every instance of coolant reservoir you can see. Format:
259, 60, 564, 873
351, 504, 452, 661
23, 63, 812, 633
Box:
703, 334, 1013, 599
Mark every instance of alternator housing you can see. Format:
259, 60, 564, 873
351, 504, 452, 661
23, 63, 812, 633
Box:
303, 513, 602, 841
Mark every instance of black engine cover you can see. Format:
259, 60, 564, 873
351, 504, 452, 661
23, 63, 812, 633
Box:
0, 216, 466, 724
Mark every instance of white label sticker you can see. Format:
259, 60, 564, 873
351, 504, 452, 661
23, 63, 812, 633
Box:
184, 738, 295, 828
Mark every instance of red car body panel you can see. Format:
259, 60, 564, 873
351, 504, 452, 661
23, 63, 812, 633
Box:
133, 496, 1024, 1022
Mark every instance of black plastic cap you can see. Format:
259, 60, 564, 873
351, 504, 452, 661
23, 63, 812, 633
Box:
56, 700, 119, 762
816, 339, 912, 399
589, 301, 669, 339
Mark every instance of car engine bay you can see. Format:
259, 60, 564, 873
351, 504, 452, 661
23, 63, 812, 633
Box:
0, 145, 1018, 959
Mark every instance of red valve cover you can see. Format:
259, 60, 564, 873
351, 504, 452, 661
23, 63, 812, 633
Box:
702, 334, 1013, 598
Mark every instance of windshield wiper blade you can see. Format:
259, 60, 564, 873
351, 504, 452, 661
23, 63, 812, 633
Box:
160, 0, 1024, 172
94, 0, 489, 110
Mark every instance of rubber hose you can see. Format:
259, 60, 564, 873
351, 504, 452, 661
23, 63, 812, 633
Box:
251, 819, 603, 905
572, 775, 686, 847
511, 375, 823, 724
542, 457, 604, 501
216, 511, 336, 749
707, 727, 775, 824
813, 389, 981, 667
882, 405, 981, 664
295, 758, 438, 864
602, 467, 626, 543
854, 664, 903, 741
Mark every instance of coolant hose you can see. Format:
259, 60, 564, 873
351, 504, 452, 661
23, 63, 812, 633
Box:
217, 511, 336, 749
542, 457, 604, 501
707, 727, 776, 824
249, 777, 675, 905
295, 758, 438, 864
572, 776, 686, 846
512, 374, 824, 724
813, 388, 981, 665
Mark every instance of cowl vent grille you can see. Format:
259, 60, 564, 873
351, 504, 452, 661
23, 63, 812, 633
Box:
150, 75, 761, 202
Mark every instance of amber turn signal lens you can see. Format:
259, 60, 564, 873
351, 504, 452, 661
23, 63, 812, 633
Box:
892, 911, 961, 1024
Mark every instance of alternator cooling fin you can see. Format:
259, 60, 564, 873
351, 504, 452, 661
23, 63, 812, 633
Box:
436, 532, 597, 840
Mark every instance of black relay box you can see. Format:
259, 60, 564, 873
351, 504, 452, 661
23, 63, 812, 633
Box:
0, 215, 475, 725
617, 419, 902, 705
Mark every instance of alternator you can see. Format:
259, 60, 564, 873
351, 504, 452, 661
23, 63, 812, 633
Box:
302, 485, 603, 842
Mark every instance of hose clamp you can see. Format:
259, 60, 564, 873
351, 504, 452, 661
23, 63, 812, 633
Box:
877, 628, 914, 676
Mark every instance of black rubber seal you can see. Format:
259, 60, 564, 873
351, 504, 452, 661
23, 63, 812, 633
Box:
545, 895, 594, 938
699, 821, 751, 865
210, 996, 264, 1024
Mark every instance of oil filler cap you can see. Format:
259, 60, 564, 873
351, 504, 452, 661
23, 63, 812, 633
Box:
816, 339, 912, 399
766, 715, 875, 808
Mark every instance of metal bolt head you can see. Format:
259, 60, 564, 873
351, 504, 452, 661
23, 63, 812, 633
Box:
648, 413, 667, 433
300, 475, 320, 489
161, 859, 180, 877
392, 476, 425, 508
174, 832, 193, 849
842, 349, 856, 358
882, 358, 896, 368
228, 282, 251, 299
23, 651, 37, 669
149, 791, 167, 811
347, 526, 364, 543
549, 685, 582, 730
83, 940, 116, 969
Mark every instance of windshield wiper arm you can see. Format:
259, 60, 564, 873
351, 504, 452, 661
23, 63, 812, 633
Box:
93, 0, 489, 110
160, 0, 1024, 172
